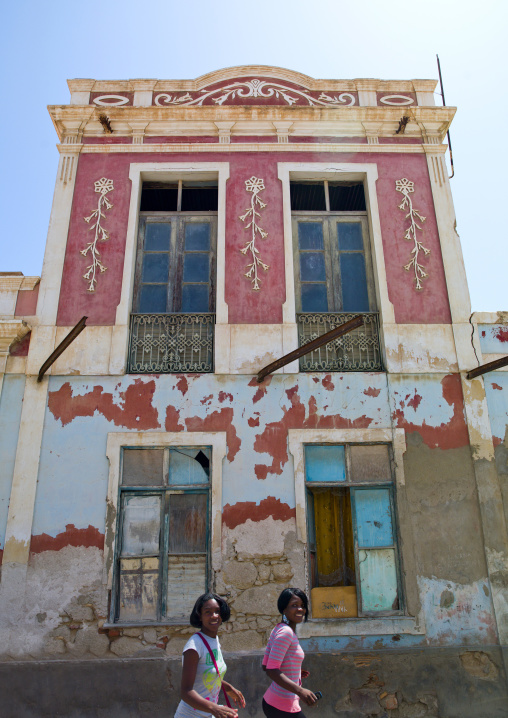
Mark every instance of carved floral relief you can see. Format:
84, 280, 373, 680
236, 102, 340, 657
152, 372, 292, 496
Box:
81, 178, 114, 292
239, 177, 270, 291
396, 178, 430, 290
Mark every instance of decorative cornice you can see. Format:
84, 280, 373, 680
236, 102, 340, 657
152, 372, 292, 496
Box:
0, 320, 30, 354
75, 142, 439, 155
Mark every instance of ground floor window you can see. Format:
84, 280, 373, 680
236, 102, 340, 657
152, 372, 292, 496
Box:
112, 446, 211, 624
305, 443, 402, 618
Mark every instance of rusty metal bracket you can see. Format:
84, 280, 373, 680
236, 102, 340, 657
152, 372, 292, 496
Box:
37, 316, 88, 382
466, 355, 508, 380
256, 314, 364, 383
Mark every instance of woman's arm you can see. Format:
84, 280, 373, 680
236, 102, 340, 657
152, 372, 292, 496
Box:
265, 669, 317, 707
181, 649, 238, 718
221, 680, 246, 708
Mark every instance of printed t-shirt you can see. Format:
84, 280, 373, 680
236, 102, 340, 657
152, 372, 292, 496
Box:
263, 623, 305, 713
174, 633, 227, 718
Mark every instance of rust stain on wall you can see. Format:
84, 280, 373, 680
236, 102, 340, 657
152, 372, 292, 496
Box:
223, 497, 296, 529
185, 408, 241, 461
494, 327, 508, 343
392, 375, 469, 450
248, 376, 272, 404
30, 524, 104, 554
176, 377, 189, 396
48, 380, 160, 429
322, 375, 335, 391
165, 405, 185, 431
254, 385, 373, 478
364, 387, 381, 397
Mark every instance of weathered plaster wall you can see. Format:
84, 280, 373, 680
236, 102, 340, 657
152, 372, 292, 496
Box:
0, 370, 495, 660
0, 375, 26, 561
484, 373, 508, 531
55, 150, 451, 327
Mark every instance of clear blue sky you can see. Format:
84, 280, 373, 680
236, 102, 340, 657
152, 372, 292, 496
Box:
1, 0, 506, 312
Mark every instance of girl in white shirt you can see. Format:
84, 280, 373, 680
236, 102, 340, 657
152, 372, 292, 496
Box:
175, 593, 246, 718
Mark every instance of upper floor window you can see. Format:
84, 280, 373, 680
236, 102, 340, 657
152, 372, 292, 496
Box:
291, 181, 382, 371
128, 181, 217, 373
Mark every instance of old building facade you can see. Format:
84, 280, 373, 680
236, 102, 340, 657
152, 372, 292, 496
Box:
0, 66, 507, 717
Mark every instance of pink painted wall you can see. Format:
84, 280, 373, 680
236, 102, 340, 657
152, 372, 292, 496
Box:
15, 283, 39, 316
56, 149, 451, 326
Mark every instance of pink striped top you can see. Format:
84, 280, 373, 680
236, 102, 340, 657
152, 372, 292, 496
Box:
262, 623, 305, 713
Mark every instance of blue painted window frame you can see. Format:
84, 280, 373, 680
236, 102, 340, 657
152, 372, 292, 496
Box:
111, 446, 211, 625
304, 443, 404, 618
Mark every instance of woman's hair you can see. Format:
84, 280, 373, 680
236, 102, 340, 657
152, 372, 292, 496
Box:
189, 592, 231, 628
277, 587, 309, 622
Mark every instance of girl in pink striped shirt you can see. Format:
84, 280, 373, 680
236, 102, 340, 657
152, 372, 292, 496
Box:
262, 588, 318, 718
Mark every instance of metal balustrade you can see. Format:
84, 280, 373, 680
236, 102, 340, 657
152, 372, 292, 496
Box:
128, 314, 214, 373
297, 312, 383, 372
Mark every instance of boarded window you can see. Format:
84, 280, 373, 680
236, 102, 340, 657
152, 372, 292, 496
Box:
305, 444, 401, 619
114, 447, 210, 624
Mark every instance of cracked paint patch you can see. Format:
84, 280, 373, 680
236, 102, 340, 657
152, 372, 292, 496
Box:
165, 405, 185, 431
391, 375, 469, 450
254, 384, 373, 478
364, 387, 381, 397
48, 380, 160, 429
249, 375, 272, 404
322, 375, 335, 391
418, 576, 497, 644
223, 497, 295, 529
31, 524, 104, 554
185, 408, 240, 461
176, 376, 189, 396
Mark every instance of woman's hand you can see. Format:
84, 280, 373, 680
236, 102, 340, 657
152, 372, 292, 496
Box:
297, 687, 318, 707
223, 683, 246, 708
301, 669, 310, 679
210, 705, 238, 718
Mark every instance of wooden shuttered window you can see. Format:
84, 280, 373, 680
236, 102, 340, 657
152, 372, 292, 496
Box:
305, 444, 402, 618
113, 447, 211, 624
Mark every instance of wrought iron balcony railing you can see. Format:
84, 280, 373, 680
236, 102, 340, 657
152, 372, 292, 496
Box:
128, 314, 215, 374
297, 312, 383, 372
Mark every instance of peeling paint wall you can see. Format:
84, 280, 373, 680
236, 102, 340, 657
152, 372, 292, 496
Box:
0, 375, 25, 560
0, 370, 498, 660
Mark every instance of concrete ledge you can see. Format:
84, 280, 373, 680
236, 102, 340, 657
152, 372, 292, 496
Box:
1, 646, 507, 718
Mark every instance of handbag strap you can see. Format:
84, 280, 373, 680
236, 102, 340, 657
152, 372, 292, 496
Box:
196, 632, 232, 708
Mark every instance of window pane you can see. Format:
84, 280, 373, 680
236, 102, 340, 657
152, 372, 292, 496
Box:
183, 254, 209, 283
121, 495, 161, 555
142, 254, 169, 283
168, 493, 207, 553
358, 548, 398, 612
169, 448, 210, 485
300, 252, 326, 281
354, 488, 394, 547
119, 556, 159, 621
340, 254, 369, 311
350, 445, 391, 483
301, 284, 328, 312
298, 222, 324, 250
167, 555, 206, 620
145, 223, 171, 251
312, 488, 355, 587
122, 449, 164, 486
185, 223, 211, 250
291, 183, 326, 211
328, 184, 366, 211
305, 445, 346, 482
181, 284, 209, 312
139, 285, 167, 313
337, 222, 364, 250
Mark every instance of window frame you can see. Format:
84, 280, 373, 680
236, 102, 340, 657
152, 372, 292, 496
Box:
103, 431, 227, 627
113, 163, 230, 374
288, 428, 424, 638
133, 212, 218, 315
303, 443, 403, 618
113, 448, 211, 625
291, 212, 376, 314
